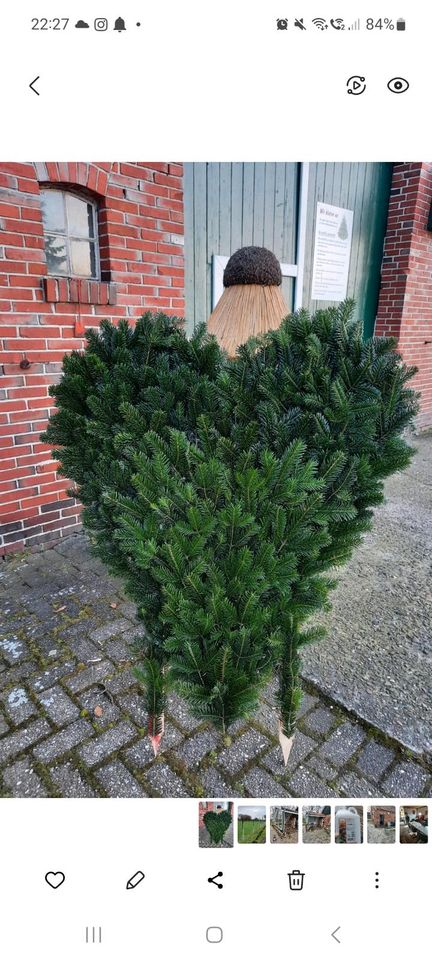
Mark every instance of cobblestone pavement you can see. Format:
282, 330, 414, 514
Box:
302, 432, 432, 756
1, 534, 431, 799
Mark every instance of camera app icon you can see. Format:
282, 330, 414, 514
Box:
94, 17, 108, 31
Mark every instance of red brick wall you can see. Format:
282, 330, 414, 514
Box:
0, 162, 184, 556
375, 162, 432, 430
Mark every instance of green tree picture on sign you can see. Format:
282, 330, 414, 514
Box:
338, 214, 349, 240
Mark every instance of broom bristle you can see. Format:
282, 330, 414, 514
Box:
208, 284, 288, 356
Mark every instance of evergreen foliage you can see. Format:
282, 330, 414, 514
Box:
43, 303, 418, 740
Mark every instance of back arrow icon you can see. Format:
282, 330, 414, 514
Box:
331, 926, 341, 944
29, 77, 40, 95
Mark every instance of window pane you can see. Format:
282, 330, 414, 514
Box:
67, 194, 94, 238
45, 234, 68, 275
41, 191, 66, 232
70, 239, 97, 278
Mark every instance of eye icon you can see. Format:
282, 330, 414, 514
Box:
387, 77, 409, 94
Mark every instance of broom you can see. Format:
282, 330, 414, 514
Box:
208, 245, 288, 357
208, 246, 294, 765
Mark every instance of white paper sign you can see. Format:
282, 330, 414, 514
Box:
311, 202, 353, 301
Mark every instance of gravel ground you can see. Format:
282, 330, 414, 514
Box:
301, 432, 432, 758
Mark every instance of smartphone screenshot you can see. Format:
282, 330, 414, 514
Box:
0, 2, 430, 957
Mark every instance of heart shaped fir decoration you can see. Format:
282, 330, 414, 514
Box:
203, 810, 233, 845
44, 301, 418, 759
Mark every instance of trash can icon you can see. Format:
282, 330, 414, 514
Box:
288, 869, 305, 891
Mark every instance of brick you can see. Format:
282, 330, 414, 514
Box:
32, 719, 93, 762
243, 767, 287, 798
49, 761, 96, 798
65, 660, 113, 693
39, 685, 80, 725
2, 759, 47, 797
145, 762, 189, 798
318, 722, 366, 766
218, 729, 271, 776
177, 730, 219, 768
355, 740, 395, 783
382, 761, 429, 797
0, 718, 51, 764
2, 686, 36, 724
95, 761, 147, 798
78, 721, 136, 767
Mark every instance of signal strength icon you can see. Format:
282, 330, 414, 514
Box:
312, 17, 328, 30
348, 18, 361, 30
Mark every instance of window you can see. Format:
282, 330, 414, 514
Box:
40, 189, 100, 279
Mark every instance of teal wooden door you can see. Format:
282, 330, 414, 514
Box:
184, 162, 392, 339
184, 163, 299, 334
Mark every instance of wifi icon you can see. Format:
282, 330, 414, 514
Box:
312, 17, 328, 30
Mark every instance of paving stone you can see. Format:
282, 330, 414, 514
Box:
252, 700, 279, 732
302, 707, 335, 737
262, 732, 316, 778
66, 636, 101, 662
33, 719, 93, 762
78, 721, 136, 767
0, 719, 51, 764
145, 763, 189, 798
104, 668, 135, 695
177, 730, 219, 768
243, 767, 288, 798
78, 687, 120, 728
318, 722, 366, 766
0, 715, 9, 736
288, 767, 333, 798
307, 754, 338, 782
39, 685, 80, 725
218, 729, 271, 776
95, 761, 147, 797
200, 767, 233, 798
226, 718, 247, 737
125, 726, 184, 768
335, 772, 375, 798
49, 761, 96, 798
382, 761, 429, 797
105, 638, 130, 663
0, 660, 39, 693
355, 740, 396, 782
65, 660, 113, 693
166, 692, 201, 733
297, 692, 319, 718
2, 759, 47, 797
116, 692, 148, 727
2, 686, 36, 725
90, 620, 132, 644
29, 661, 77, 693
0, 636, 29, 664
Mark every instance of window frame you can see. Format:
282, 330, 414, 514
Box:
40, 187, 101, 281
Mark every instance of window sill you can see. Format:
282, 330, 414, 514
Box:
42, 276, 117, 306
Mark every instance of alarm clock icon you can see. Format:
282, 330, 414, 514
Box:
277, 18, 288, 30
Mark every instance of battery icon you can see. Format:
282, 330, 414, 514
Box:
396, 18, 406, 30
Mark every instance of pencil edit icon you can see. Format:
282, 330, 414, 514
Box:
126, 870, 145, 890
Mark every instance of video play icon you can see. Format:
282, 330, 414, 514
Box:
346, 75, 366, 95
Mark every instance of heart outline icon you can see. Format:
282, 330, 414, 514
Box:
45, 871, 65, 889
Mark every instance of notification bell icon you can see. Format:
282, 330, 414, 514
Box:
114, 17, 126, 32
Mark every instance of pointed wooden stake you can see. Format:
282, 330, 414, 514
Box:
148, 713, 165, 756
278, 720, 295, 766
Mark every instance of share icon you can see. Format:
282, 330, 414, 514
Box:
208, 871, 224, 889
